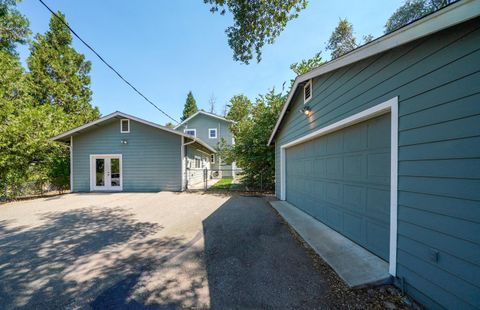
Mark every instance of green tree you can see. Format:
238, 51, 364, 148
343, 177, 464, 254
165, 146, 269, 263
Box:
181, 91, 198, 121
0, 0, 30, 54
226, 94, 252, 123
290, 51, 324, 77
204, 0, 308, 64
326, 18, 357, 60
220, 88, 284, 189
385, 0, 451, 33
165, 122, 174, 129
27, 11, 99, 126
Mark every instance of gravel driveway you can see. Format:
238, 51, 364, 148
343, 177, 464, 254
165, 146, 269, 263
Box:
0, 193, 407, 309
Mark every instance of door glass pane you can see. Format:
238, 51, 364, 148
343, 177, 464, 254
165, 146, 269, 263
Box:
95, 158, 105, 186
110, 158, 120, 187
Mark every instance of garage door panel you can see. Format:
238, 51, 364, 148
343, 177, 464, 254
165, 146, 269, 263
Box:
344, 124, 368, 152
344, 154, 367, 181
343, 213, 366, 243
367, 188, 390, 220
343, 184, 367, 211
326, 157, 343, 179
368, 115, 391, 148
366, 221, 390, 256
367, 152, 391, 184
285, 113, 391, 261
327, 133, 343, 154
325, 182, 342, 204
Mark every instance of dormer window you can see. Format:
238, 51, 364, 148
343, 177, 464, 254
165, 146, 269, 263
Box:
185, 129, 196, 137
304, 79, 312, 103
209, 128, 217, 139
120, 119, 130, 133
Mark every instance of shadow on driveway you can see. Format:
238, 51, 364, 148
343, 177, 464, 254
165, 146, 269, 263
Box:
203, 195, 329, 309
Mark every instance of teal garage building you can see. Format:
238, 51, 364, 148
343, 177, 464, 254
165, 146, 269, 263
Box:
268, 1, 480, 309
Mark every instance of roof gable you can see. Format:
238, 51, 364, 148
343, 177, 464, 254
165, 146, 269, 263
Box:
174, 111, 234, 129
51, 111, 216, 153
268, 0, 479, 145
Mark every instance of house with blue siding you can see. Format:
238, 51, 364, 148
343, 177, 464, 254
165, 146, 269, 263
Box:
268, 1, 480, 309
174, 110, 237, 177
52, 111, 215, 192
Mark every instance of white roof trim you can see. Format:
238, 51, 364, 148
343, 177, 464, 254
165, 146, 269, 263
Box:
173, 110, 234, 129
51, 111, 216, 153
268, 0, 479, 145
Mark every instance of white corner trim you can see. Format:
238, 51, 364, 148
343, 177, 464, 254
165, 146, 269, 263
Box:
268, 0, 478, 146
279, 97, 398, 276
389, 99, 399, 276
120, 119, 130, 133
208, 128, 218, 139
181, 136, 186, 191
70, 136, 73, 192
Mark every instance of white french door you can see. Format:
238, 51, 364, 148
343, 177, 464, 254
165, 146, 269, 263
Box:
90, 154, 123, 191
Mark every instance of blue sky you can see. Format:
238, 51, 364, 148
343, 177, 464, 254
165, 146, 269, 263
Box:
17, 0, 403, 125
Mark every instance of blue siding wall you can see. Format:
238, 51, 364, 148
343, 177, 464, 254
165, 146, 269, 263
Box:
72, 118, 182, 192
274, 19, 480, 309
177, 113, 234, 172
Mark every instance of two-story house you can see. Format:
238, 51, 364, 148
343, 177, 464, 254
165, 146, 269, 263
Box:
174, 110, 236, 179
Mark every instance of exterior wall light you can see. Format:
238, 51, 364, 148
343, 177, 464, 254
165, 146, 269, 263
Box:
300, 105, 312, 116
121, 139, 128, 144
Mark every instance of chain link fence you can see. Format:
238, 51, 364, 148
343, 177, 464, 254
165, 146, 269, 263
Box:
1, 179, 69, 202
186, 168, 274, 193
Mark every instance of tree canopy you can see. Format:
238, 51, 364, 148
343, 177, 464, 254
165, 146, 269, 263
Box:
326, 18, 357, 60
219, 89, 283, 189
385, 0, 451, 33
204, 0, 308, 64
0, 0, 30, 54
27, 11, 99, 126
290, 51, 324, 77
1, 7, 100, 198
226, 94, 252, 123
181, 91, 198, 121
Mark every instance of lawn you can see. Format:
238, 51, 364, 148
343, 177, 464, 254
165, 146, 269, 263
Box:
210, 177, 234, 190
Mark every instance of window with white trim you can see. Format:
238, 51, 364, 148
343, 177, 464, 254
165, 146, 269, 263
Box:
210, 154, 215, 163
194, 156, 201, 168
120, 119, 130, 133
184, 128, 196, 137
209, 128, 217, 139
304, 79, 312, 103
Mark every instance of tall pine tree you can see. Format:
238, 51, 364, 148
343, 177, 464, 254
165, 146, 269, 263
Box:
27, 11, 99, 126
181, 91, 198, 121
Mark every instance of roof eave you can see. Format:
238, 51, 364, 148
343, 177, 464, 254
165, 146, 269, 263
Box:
267, 0, 479, 145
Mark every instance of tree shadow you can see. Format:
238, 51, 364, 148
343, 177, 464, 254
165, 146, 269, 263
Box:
0, 206, 205, 309
202, 195, 330, 309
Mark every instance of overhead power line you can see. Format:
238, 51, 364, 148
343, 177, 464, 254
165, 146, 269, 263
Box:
37, 0, 179, 124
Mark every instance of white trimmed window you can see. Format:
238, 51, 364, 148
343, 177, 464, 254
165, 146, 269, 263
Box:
304, 79, 312, 103
210, 154, 215, 163
120, 119, 130, 133
194, 156, 201, 168
184, 128, 196, 137
209, 128, 217, 139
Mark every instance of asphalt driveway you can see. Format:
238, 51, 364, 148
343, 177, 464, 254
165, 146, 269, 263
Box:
0, 192, 406, 309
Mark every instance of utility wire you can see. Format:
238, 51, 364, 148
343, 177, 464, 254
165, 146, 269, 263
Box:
37, 0, 179, 124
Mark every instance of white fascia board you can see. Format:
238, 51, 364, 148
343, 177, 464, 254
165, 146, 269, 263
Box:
268, 0, 479, 145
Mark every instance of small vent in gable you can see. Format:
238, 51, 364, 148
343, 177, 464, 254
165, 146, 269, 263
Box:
304, 80, 312, 103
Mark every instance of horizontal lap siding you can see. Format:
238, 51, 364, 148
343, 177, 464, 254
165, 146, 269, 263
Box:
73, 119, 181, 192
275, 18, 480, 309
